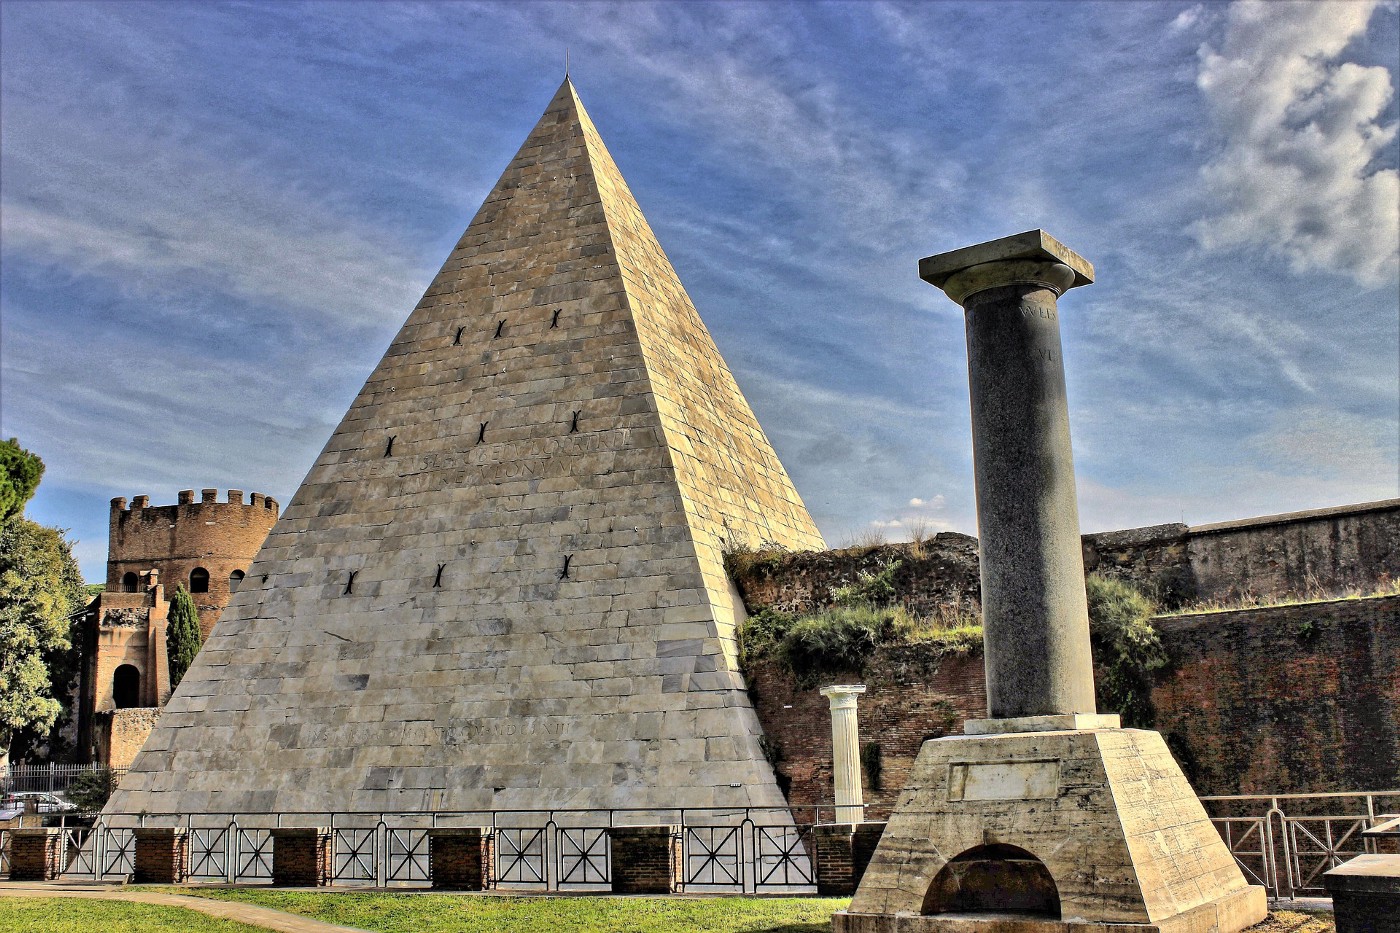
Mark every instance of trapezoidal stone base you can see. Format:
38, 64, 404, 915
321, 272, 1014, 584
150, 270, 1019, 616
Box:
834, 726, 1266, 933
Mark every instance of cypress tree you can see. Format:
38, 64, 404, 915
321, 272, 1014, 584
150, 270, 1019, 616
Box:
166, 584, 203, 690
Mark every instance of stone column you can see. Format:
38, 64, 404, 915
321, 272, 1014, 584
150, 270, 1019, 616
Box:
820, 684, 867, 823
920, 230, 1098, 721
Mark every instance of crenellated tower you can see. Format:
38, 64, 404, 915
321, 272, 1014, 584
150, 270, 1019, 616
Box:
77, 489, 277, 766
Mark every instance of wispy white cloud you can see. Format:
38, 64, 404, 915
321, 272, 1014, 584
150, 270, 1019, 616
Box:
1192, 0, 1399, 286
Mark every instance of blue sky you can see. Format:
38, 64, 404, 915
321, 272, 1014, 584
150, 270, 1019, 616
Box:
2, 0, 1397, 581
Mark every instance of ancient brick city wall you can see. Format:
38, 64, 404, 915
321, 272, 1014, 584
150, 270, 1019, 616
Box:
108, 489, 279, 637
1083, 499, 1400, 607
1151, 595, 1400, 796
735, 500, 1399, 614
745, 596, 1399, 807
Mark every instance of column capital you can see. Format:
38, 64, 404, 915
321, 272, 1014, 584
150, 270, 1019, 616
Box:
820, 684, 867, 707
920, 230, 1094, 306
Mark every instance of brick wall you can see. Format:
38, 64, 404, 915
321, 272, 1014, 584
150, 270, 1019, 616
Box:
270, 828, 332, 886
1152, 595, 1400, 795
9, 829, 63, 880
608, 826, 681, 894
133, 827, 188, 883
428, 828, 494, 890
748, 596, 1399, 803
736, 500, 1399, 614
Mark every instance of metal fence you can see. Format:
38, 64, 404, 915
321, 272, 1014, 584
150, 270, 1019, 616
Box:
1200, 790, 1400, 899
37, 805, 825, 893
3, 790, 1395, 898
0, 764, 124, 798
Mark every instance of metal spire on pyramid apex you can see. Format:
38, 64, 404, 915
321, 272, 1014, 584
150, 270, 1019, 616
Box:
104, 77, 823, 819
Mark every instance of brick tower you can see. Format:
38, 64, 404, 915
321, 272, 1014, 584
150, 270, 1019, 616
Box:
107, 79, 825, 816
77, 489, 278, 766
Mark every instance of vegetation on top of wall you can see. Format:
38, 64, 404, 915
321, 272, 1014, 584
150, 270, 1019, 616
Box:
737, 558, 984, 687
1161, 574, 1400, 617
1085, 574, 1167, 728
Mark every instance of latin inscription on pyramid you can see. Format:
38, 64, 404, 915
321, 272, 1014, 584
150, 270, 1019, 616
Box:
108, 79, 825, 815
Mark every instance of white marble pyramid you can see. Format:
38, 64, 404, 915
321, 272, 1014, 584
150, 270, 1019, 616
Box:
107, 79, 825, 816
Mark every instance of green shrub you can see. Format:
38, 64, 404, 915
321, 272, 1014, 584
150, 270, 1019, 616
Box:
860, 741, 883, 791
1086, 574, 1166, 728
166, 584, 203, 690
67, 767, 119, 812
830, 558, 901, 607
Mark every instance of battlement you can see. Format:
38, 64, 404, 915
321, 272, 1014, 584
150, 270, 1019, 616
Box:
111, 489, 279, 516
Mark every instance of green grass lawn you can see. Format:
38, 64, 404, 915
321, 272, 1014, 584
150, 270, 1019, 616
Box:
178, 888, 849, 932
0, 892, 1335, 933
0, 896, 272, 933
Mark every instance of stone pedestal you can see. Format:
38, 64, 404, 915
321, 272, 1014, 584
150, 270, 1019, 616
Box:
9, 828, 63, 881
814, 822, 887, 896
428, 828, 494, 890
133, 827, 189, 883
822, 684, 868, 823
834, 725, 1266, 933
1326, 855, 1400, 933
608, 825, 681, 894
270, 827, 333, 887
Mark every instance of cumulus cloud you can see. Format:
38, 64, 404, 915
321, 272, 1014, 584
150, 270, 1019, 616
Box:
1192, 0, 1399, 286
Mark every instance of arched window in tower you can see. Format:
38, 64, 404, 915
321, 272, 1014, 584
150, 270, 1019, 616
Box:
190, 567, 210, 593
112, 664, 141, 709
121, 572, 139, 593
229, 569, 245, 593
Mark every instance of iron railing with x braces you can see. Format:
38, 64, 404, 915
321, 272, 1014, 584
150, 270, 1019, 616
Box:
4, 792, 1395, 898
25, 805, 828, 893
1199, 790, 1400, 900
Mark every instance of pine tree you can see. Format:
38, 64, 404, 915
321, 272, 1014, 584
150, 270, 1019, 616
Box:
166, 584, 203, 690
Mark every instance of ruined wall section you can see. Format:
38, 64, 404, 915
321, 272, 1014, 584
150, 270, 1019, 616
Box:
107, 490, 279, 637
746, 596, 1398, 805
1082, 499, 1400, 607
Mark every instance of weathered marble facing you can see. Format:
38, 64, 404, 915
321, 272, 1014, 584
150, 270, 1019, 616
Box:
837, 728, 1265, 933
105, 77, 824, 819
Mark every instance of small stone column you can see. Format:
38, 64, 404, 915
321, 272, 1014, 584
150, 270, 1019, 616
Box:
427, 828, 494, 890
820, 684, 867, 823
920, 230, 1098, 722
133, 827, 189, 883
607, 825, 681, 894
270, 827, 333, 887
9, 828, 64, 881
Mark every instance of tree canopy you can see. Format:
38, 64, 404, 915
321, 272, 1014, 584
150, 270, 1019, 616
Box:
166, 584, 203, 690
0, 438, 44, 524
0, 515, 85, 764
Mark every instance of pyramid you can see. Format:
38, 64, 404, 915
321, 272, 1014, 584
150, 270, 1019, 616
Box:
108, 79, 825, 816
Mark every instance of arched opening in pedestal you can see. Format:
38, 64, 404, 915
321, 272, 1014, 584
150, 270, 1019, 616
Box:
922, 843, 1060, 918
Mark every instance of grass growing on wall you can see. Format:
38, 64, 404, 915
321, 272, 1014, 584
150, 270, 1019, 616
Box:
732, 550, 1168, 728
737, 558, 983, 686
